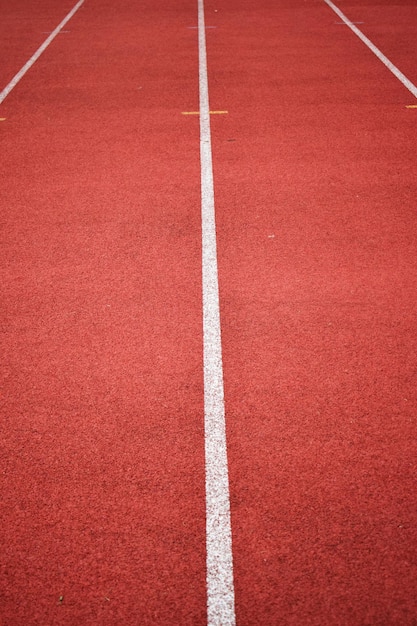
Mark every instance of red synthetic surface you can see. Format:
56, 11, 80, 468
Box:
0, 0, 78, 89
1, 0, 417, 624
1, 1, 206, 624
208, 1, 417, 623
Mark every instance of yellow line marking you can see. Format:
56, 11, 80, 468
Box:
182, 110, 228, 115
406, 105, 417, 108
0, 118, 6, 121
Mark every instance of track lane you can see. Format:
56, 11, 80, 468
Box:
1, 1, 207, 623
205, 0, 417, 623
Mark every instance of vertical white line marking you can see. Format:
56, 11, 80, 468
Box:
323, 0, 417, 99
198, 1, 236, 625
0, 0, 84, 105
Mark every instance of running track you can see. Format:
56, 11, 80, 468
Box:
1, 0, 417, 624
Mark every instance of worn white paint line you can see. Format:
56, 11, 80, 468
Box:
198, 0, 236, 625
324, 0, 417, 100
0, 0, 84, 104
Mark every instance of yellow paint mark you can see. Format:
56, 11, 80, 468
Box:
182, 110, 228, 115
405, 105, 417, 108
0, 118, 6, 121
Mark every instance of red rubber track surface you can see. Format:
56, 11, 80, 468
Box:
1, 1, 206, 624
0, 0, 79, 88
333, 0, 417, 87
207, 0, 417, 624
1, 0, 417, 624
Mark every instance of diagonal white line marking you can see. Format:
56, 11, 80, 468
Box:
324, 0, 417, 99
0, 0, 84, 104
197, 1, 236, 625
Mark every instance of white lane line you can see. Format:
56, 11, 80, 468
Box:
324, 0, 417, 100
198, 1, 236, 625
0, 0, 84, 105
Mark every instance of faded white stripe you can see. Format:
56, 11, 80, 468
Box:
198, 0, 236, 625
324, 0, 417, 99
0, 0, 84, 104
